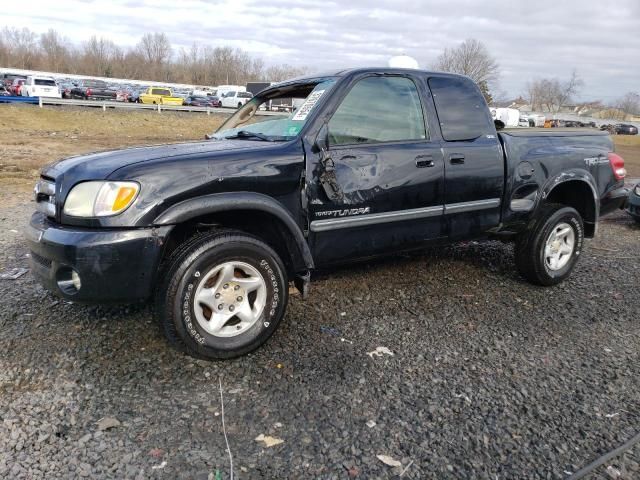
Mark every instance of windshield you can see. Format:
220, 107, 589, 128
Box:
213, 79, 336, 141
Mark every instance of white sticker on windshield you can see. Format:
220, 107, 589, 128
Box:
291, 89, 326, 121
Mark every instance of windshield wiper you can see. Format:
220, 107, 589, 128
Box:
224, 130, 274, 142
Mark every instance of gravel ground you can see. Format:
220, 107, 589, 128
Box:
1, 189, 639, 479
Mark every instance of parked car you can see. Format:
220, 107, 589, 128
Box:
183, 96, 217, 107
26, 67, 629, 360
613, 124, 638, 135
627, 182, 640, 223
0, 86, 11, 97
57, 83, 73, 99
139, 87, 183, 105
10, 78, 26, 96
70, 80, 117, 100
20, 76, 62, 98
207, 95, 222, 107
116, 88, 131, 102
221, 90, 253, 108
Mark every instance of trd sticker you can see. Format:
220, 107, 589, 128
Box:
584, 157, 608, 167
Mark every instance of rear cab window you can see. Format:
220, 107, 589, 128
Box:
34, 79, 57, 86
428, 76, 492, 141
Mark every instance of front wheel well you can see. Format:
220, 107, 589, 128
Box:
159, 210, 308, 279
544, 180, 597, 237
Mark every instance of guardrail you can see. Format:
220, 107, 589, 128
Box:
0, 96, 283, 116
0, 96, 39, 104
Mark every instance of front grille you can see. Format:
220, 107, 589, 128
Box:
34, 177, 56, 218
30, 251, 52, 268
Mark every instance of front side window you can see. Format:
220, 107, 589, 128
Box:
328, 76, 426, 145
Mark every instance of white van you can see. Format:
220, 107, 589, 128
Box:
21, 76, 62, 98
215, 85, 246, 99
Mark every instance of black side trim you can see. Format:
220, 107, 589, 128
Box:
153, 192, 314, 270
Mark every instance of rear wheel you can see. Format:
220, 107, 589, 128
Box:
155, 230, 288, 359
237, 102, 242, 108
515, 204, 584, 286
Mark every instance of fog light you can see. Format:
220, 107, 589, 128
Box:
56, 267, 81, 295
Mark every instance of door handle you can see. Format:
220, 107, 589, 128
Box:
415, 155, 435, 168
449, 154, 465, 165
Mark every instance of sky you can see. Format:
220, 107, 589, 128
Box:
2, 0, 639, 101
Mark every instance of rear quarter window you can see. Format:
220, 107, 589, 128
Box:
428, 76, 492, 141
34, 79, 57, 86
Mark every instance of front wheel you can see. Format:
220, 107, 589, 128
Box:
155, 230, 288, 359
515, 204, 584, 286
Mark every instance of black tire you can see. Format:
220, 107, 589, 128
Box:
155, 230, 288, 360
514, 204, 584, 286
237, 102, 242, 108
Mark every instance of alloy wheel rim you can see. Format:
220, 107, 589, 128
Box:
193, 261, 267, 338
544, 222, 575, 271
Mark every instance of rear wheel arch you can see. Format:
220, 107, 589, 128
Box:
541, 179, 598, 237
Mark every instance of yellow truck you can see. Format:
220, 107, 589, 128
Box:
139, 87, 183, 105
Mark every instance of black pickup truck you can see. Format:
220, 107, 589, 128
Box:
27, 68, 629, 359
70, 79, 117, 101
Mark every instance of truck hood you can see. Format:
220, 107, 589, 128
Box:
42, 139, 275, 181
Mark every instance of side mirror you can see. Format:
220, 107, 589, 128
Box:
315, 124, 329, 152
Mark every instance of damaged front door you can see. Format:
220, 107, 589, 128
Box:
307, 74, 445, 265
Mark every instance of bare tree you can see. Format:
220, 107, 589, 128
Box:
615, 92, 640, 119
136, 32, 172, 80
40, 29, 69, 73
137, 32, 172, 64
433, 38, 499, 101
82, 36, 122, 77
0, 30, 11, 67
2, 27, 40, 69
264, 64, 307, 82
524, 71, 583, 113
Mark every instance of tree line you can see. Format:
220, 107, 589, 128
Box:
1, 28, 637, 117
0, 27, 306, 86
431, 38, 638, 118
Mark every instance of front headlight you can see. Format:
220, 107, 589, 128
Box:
63, 181, 139, 217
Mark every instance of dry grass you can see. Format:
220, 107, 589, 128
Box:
612, 135, 640, 178
0, 104, 227, 185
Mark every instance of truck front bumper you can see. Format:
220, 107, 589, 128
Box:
25, 212, 172, 303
